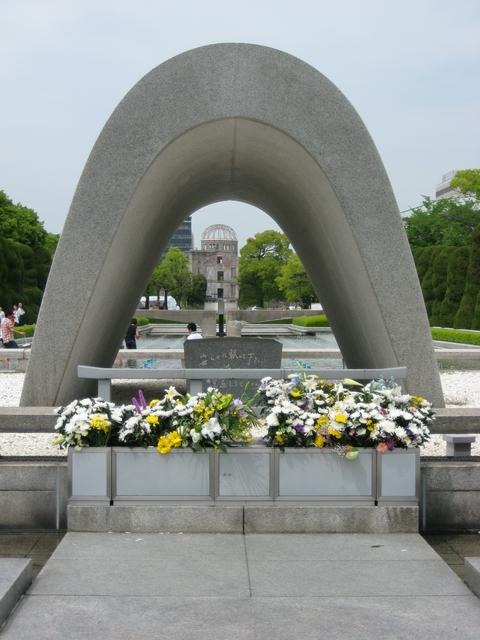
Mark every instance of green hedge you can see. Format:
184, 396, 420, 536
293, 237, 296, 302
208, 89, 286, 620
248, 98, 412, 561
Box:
431, 327, 480, 347
258, 318, 294, 324
13, 323, 35, 338
292, 314, 330, 327
135, 316, 184, 326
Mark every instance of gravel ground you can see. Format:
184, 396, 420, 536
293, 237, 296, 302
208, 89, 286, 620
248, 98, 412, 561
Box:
0, 371, 479, 457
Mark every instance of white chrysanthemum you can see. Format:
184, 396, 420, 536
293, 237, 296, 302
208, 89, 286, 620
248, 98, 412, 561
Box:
266, 413, 279, 427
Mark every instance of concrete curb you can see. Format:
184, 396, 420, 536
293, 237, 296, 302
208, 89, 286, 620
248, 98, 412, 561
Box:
464, 557, 480, 598
0, 559, 32, 628
68, 504, 419, 534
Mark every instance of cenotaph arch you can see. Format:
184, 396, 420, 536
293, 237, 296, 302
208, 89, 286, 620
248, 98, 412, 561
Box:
21, 43, 444, 406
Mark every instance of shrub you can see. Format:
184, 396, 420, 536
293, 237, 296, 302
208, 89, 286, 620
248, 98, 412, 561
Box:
258, 318, 294, 324
134, 316, 183, 326
420, 246, 441, 317
455, 227, 480, 329
292, 315, 330, 327
431, 327, 480, 347
429, 247, 450, 325
13, 323, 35, 338
438, 247, 469, 327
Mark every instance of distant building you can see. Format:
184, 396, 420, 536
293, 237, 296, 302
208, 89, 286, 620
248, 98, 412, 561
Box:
163, 216, 193, 255
435, 170, 459, 200
189, 224, 239, 308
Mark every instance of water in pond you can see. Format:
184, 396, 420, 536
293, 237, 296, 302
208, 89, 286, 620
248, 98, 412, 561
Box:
116, 332, 480, 372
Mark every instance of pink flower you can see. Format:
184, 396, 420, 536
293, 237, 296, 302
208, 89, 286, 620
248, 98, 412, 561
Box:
376, 442, 389, 454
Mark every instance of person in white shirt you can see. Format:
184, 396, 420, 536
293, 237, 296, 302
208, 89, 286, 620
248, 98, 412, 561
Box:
186, 322, 202, 340
14, 303, 25, 326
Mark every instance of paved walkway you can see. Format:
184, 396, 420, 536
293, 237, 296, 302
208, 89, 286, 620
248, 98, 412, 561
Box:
2, 532, 480, 639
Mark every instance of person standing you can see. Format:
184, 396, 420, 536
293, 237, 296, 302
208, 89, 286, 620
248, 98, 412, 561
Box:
125, 318, 140, 349
15, 303, 26, 326
1, 313, 18, 348
186, 322, 202, 340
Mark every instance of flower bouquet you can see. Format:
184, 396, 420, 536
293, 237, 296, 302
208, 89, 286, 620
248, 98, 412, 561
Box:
257, 375, 433, 455
53, 386, 258, 455
53, 397, 133, 449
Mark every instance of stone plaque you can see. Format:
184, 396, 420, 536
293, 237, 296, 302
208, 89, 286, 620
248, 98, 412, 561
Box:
184, 337, 282, 398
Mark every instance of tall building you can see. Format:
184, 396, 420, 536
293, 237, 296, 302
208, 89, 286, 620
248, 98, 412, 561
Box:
164, 216, 193, 254
189, 224, 239, 308
435, 170, 459, 200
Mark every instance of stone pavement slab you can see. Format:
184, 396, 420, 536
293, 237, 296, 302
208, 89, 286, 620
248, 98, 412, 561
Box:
251, 595, 480, 640
1, 596, 254, 640
2, 532, 480, 639
245, 532, 439, 561
0, 558, 31, 627
30, 533, 249, 597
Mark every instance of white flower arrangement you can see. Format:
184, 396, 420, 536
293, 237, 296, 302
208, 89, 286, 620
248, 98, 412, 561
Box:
257, 376, 433, 453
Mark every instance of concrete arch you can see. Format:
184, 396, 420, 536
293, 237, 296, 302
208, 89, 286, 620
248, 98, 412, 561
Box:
21, 43, 444, 406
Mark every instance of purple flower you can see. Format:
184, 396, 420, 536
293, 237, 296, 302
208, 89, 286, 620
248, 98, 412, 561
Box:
387, 439, 396, 450
131, 389, 147, 413
233, 399, 243, 406
294, 423, 304, 433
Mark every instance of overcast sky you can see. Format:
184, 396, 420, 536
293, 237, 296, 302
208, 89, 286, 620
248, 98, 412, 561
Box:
1, 0, 478, 249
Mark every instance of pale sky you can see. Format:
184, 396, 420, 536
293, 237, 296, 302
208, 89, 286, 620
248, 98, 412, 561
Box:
1, 0, 479, 249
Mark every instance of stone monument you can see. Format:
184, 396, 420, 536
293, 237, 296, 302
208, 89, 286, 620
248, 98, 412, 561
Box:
21, 43, 444, 406
184, 337, 282, 397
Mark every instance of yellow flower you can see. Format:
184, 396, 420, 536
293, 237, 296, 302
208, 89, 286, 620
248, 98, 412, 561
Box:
335, 413, 347, 424
290, 389, 302, 398
274, 434, 284, 445
366, 419, 375, 431
316, 415, 328, 428
327, 427, 342, 439
411, 395, 425, 408
146, 415, 159, 425
167, 431, 182, 448
157, 436, 171, 455
90, 415, 110, 432
314, 434, 325, 448
149, 399, 160, 408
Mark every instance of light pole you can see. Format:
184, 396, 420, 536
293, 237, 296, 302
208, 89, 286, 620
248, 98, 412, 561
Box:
217, 294, 226, 337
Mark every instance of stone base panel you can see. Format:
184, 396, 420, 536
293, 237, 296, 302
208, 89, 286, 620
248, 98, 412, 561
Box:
67, 503, 419, 534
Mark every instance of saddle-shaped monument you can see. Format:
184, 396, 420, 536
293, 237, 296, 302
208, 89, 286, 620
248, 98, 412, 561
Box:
21, 43, 443, 406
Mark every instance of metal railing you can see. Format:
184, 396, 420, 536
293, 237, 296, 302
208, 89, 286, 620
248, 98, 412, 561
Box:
77, 364, 408, 401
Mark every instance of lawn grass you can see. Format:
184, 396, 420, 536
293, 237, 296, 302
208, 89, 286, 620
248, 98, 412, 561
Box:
431, 327, 480, 347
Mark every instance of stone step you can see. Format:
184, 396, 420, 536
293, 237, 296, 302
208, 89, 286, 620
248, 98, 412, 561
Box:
0, 559, 32, 628
68, 503, 418, 534
464, 557, 480, 598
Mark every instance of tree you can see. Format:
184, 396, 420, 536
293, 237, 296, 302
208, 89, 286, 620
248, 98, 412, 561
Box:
238, 230, 292, 307
450, 169, 480, 199
429, 248, 450, 326
44, 232, 60, 258
187, 273, 207, 308
455, 225, 480, 328
404, 197, 480, 247
0, 190, 55, 322
438, 247, 469, 327
150, 247, 191, 308
0, 190, 47, 248
276, 253, 318, 308
420, 246, 441, 317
